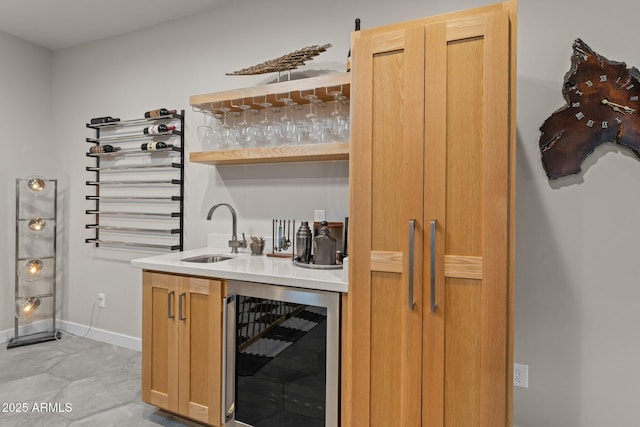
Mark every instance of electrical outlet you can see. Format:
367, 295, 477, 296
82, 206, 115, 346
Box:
514, 363, 528, 388
314, 209, 326, 222
98, 293, 106, 308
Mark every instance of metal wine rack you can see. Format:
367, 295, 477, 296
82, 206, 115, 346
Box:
85, 111, 185, 251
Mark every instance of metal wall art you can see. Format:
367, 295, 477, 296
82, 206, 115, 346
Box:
226, 43, 332, 78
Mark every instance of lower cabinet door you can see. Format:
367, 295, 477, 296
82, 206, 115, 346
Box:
142, 271, 225, 426
142, 271, 179, 412
177, 275, 224, 426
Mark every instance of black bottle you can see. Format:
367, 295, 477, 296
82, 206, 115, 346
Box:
90, 116, 120, 125
346, 18, 361, 72
90, 144, 121, 154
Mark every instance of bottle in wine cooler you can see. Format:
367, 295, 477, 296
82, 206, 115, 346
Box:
143, 124, 176, 135
144, 108, 177, 118
141, 142, 173, 151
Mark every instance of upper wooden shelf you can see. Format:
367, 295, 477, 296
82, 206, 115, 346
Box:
190, 142, 349, 166
189, 73, 351, 165
189, 73, 350, 112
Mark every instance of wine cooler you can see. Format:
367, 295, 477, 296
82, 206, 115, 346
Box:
223, 280, 340, 427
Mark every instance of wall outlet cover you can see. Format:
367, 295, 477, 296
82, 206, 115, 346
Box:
314, 209, 326, 222
514, 363, 528, 388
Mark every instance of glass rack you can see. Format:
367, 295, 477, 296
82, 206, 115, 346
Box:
189, 73, 350, 165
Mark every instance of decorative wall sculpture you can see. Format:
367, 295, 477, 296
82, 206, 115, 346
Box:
539, 39, 640, 179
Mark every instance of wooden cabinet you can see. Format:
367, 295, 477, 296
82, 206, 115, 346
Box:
142, 270, 225, 426
343, 2, 516, 426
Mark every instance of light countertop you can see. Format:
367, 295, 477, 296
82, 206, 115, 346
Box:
131, 247, 348, 293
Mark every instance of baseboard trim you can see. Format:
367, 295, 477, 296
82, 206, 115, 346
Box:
0, 327, 15, 344
59, 320, 141, 351
1, 320, 141, 352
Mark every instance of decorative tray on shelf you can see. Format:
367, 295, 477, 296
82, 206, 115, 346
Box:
226, 44, 332, 76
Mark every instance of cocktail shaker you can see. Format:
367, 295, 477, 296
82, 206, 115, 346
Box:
296, 221, 313, 263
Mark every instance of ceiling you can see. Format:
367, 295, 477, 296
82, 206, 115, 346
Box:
0, 0, 232, 50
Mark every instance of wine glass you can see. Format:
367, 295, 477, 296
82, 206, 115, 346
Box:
207, 113, 223, 150
255, 97, 280, 146
329, 90, 349, 142
303, 93, 326, 143
196, 106, 214, 149
236, 101, 255, 147
228, 111, 241, 147
218, 106, 234, 148
339, 94, 350, 140
278, 97, 298, 144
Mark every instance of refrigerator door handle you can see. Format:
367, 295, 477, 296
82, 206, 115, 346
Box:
222, 294, 236, 425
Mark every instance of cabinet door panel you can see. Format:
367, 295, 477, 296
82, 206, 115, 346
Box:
424, 9, 511, 427
178, 276, 224, 426
348, 23, 424, 427
443, 277, 482, 425
143, 272, 225, 426
347, 3, 515, 427
142, 271, 179, 412
370, 272, 403, 424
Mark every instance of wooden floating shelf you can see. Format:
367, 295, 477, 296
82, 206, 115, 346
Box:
190, 73, 350, 112
189, 142, 349, 166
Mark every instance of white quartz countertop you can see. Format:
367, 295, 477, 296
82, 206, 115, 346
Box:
131, 247, 348, 293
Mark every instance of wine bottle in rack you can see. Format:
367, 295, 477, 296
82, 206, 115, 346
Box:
90, 116, 120, 125
346, 18, 361, 72
141, 142, 173, 151
143, 124, 176, 135
144, 108, 177, 118
89, 144, 121, 154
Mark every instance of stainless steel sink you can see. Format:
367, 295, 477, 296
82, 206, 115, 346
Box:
181, 254, 232, 263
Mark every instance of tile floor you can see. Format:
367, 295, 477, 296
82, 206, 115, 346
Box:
0, 333, 201, 427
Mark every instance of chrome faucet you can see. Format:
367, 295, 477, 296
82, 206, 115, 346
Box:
207, 203, 247, 253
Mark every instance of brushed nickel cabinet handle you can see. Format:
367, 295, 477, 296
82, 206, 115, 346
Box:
167, 290, 175, 319
408, 219, 416, 310
430, 220, 437, 313
178, 292, 186, 320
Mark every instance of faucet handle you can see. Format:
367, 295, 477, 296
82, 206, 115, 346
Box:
228, 233, 248, 252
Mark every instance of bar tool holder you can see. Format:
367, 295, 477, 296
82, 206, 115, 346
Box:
267, 219, 295, 258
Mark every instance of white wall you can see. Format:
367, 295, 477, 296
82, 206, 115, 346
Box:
515, 1, 640, 425
0, 32, 52, 334
3, 0, 640, 425
49, 0, 453, 343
